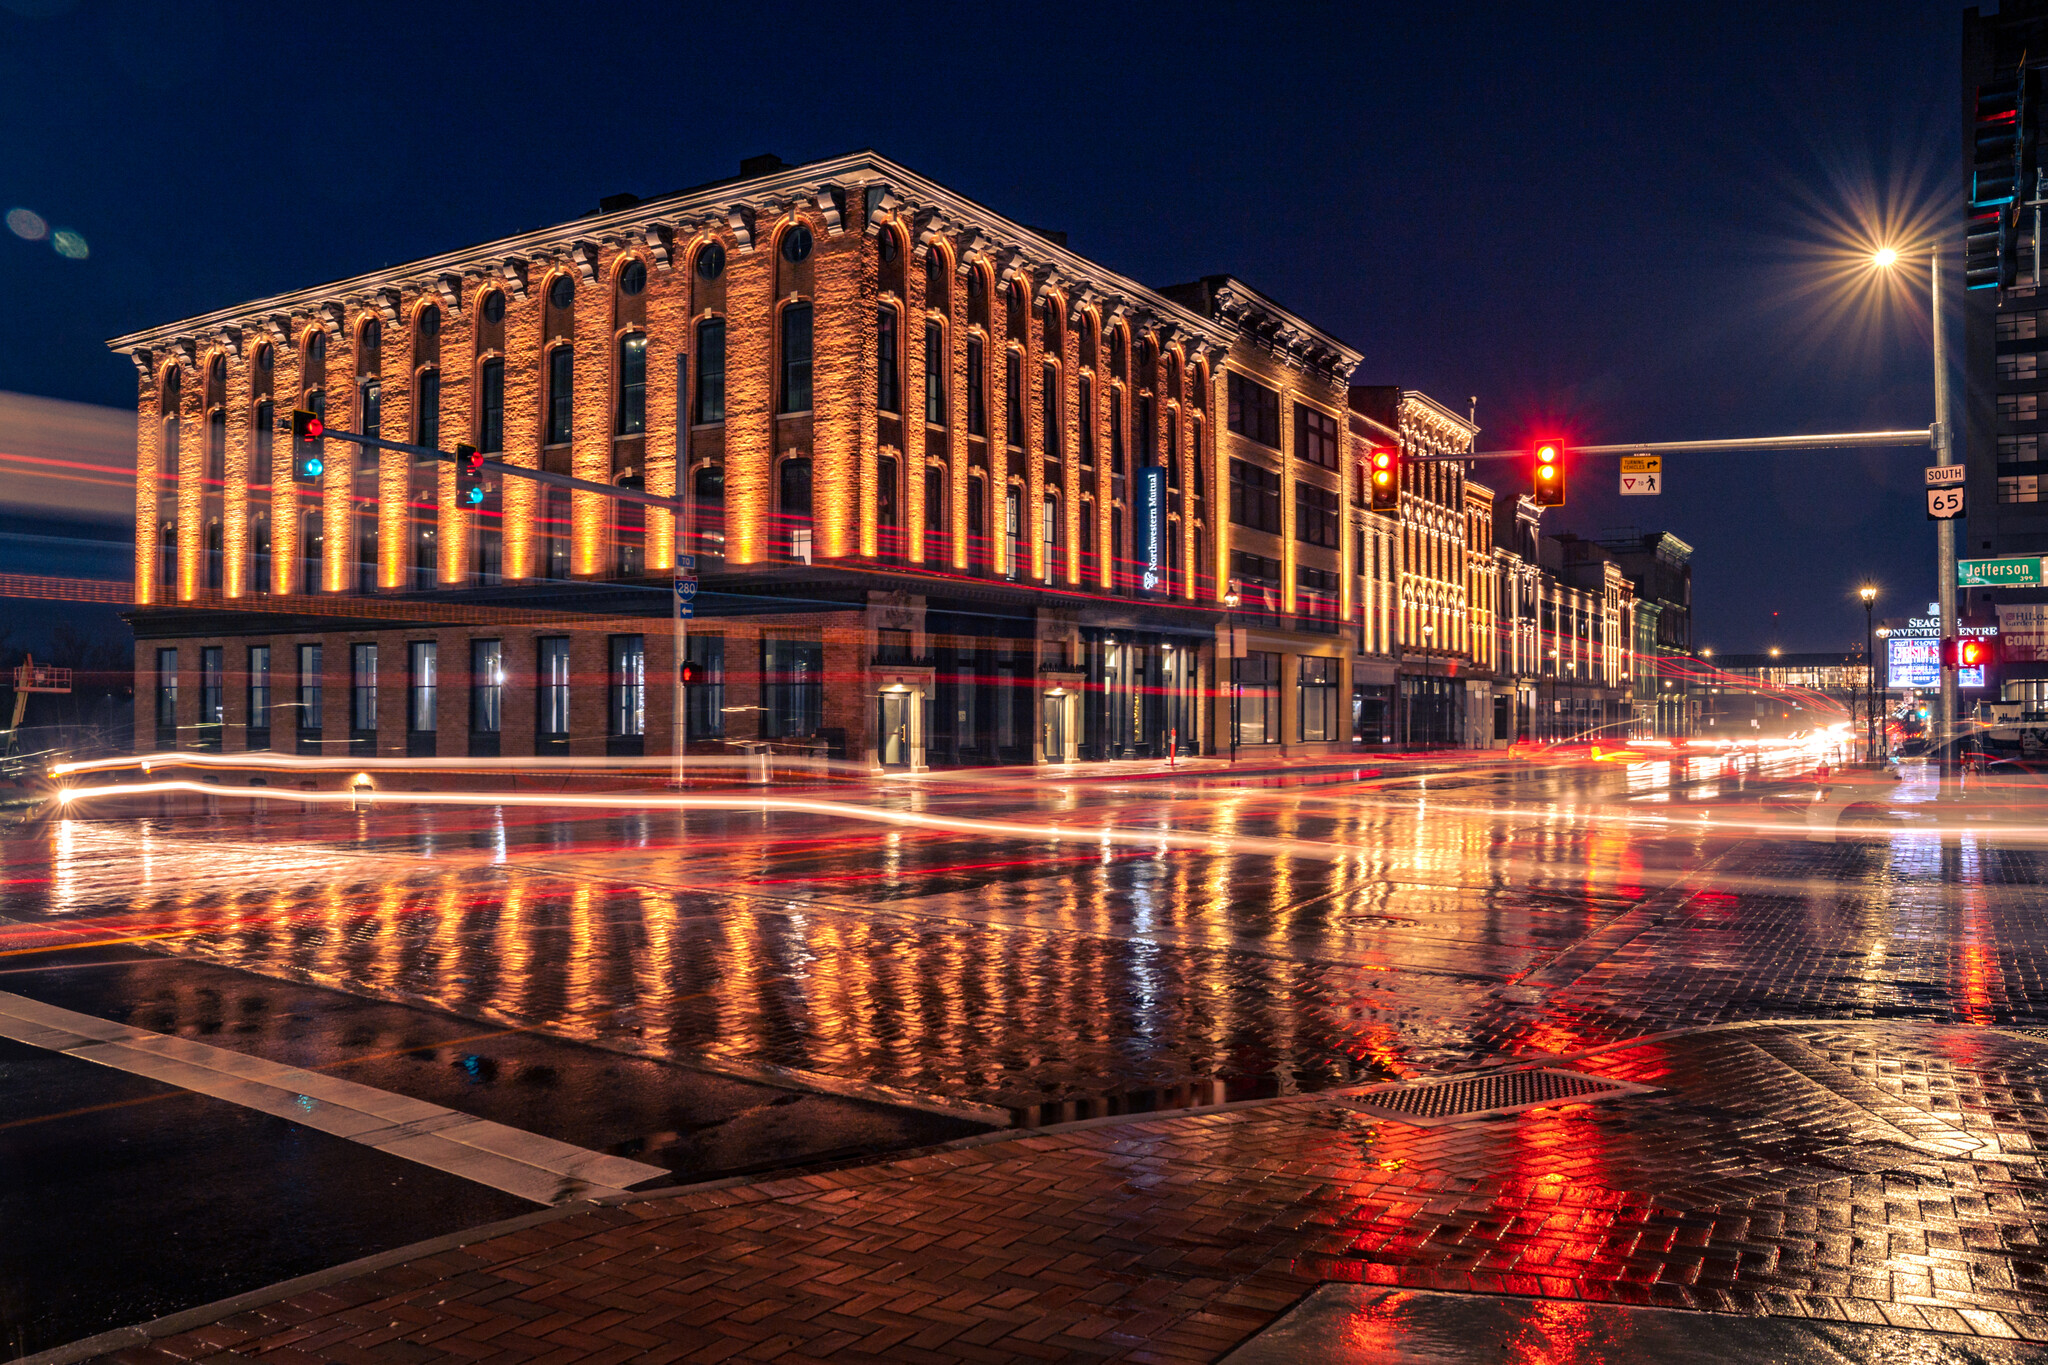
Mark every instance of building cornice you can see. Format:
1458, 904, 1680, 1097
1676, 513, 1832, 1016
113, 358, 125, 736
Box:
1204, 279, 1363, 386
106, 149, 1238, 369
1398, 391, 1479, 456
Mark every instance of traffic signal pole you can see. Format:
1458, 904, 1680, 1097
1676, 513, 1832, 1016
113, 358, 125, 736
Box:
303, 423, 687, 515
1931, 245, 1960, 780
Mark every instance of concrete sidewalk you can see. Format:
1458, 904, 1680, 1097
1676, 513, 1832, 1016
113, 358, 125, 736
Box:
41, 1019, 2048, 1365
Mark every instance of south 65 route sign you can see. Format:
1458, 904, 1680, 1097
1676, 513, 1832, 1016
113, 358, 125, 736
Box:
1927, 464, 1964, 520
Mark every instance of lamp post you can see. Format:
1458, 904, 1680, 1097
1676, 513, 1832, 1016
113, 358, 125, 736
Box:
1872, 243, 1956, 774
1875, 626, 1892, 759
1223, 584, 1242, 764
1860, 585, 1878, 764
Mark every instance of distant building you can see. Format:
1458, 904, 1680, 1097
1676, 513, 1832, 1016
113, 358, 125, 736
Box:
1595, 530, 1694, 736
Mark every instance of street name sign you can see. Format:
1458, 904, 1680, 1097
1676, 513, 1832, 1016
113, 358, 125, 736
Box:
1619, 455, 1661, 496
1957, 555, 2048, 588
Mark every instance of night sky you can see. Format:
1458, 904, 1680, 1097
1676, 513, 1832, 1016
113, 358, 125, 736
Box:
0, 0, 1961, 653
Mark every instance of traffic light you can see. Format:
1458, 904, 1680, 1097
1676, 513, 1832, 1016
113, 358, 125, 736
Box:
1368, 448, 1399, 512
1944, 637, 2000, 668
1533, 440, 1566, 506
455, 443, 485, 507
289, 408, 324, 483
680, 662, 703, 686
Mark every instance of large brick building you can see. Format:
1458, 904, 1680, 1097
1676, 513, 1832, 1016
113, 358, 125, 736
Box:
120, 149, 1509, 771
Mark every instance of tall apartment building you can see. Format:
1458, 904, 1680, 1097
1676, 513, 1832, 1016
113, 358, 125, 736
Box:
1964, 2, 2048, 707
118, 150, 1537, 770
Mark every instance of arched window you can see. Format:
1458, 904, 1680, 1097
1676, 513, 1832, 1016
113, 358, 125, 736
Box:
1040, 364, 1060, 462
876, 307, 898, 413
415, 368, 439, 447
545, 345, 573, 445
479, 358, 504, 452
1004, 350, 1023, 446
411, 483, 436, 590
925, 250, 949, 310
355, 496, 378, 594
923, 322, 946, 426
1042, 493, 1061, 579
205, 517, 223, 590
616, 332, 647, 435
1077, 376, 1094, 468
691, 463, 725, 556
694, 318, 725, 423
878, 453, 901, 558
780, 304, 813, 414
206, 407, 226, 484
924, 464, 947, 563
300, 508, 323, 594
614, 475, 645, 576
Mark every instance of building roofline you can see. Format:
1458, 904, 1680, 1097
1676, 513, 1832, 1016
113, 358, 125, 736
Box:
107, 148, 1237, 359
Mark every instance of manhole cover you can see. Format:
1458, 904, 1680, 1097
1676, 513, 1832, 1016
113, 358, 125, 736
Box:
1328, 1067, 1654, 1126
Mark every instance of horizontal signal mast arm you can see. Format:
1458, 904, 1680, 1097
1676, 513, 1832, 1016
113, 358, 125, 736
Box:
1458, 429, 1933, 462
313, 427, 684, 512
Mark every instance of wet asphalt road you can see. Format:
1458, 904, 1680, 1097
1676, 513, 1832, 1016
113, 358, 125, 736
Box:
4, 751, 2043, 1355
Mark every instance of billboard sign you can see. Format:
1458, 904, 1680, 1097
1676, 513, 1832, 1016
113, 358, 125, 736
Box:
1887, 635, 1987, 690
1998, 602, 2048, 663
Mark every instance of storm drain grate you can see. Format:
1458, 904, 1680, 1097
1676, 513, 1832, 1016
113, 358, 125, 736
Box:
1328, 1068, 1654, 1126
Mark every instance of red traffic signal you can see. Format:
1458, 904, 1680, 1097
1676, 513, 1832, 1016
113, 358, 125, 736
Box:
1532, 440, 1566, 506
680, 662, 703, 685
289, 408, 325, 483
1944, 637, 1999, 668
1367, 448, 1399, 511
455, 443, 485, 507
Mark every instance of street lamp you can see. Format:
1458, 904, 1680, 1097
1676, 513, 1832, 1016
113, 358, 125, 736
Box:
1859, 585, 1878, 764
1875, 626, 1892, 759
1871, 243, 1957, 773
1223, 583, 1242, 764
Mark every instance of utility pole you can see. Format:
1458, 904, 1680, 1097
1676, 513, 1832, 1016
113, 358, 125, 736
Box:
1932, 245, 1960, 777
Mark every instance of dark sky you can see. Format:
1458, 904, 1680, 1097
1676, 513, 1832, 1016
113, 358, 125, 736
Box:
0, 0, 1962, 652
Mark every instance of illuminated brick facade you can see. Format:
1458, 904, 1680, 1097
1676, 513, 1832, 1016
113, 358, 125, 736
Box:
114, 151, 1515, 767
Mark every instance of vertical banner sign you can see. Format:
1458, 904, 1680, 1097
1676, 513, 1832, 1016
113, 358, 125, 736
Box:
1138, 466, 1166, 592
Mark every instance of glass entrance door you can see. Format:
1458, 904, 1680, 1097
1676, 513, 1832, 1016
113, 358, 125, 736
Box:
1042, 693, 1067, 762
878, 691, 910, 767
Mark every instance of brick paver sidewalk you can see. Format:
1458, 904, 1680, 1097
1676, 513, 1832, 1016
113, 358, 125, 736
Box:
72, 1019, 2048, 1364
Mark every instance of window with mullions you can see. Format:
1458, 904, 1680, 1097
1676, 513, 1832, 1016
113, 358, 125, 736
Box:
1999, 310, 2042, 341
1232, 650, 1280, 745
1998, 352, 2041, 383
1227, 372, 1280, 447
924, 323, 946, 425
537, 637, 571, 738
1042, 494, 1062, 577
479, 359, 504, 452
360, 378, 381, 440
350, 643, 377, 734
155, 648, 178, 732
251, 509, 271, 593
199, 646, 224, 728
1298, 656, 1339, 740
247, 646, 271, 741
966, 338, 987, 435
1229, 459, 1282, 533
762, 638, 824, 738
299, 510, 322, 594
609, 635, 645, 737
1005, 351, 1023, 446
470, 639, 502, 734
1295, 481, 1339, 547
617, 333, 647, 435
206, 408, 226, 484
1041, 365, 1060, 461
695, 318, 725, 423
685, 634, 725, 739
546, 346, 573, 445
2000, 393, 2040, 423
1078, 376, 1095, 467
1297, 565, 1340, 634
205, 518, 223, 590
1295, 403, 1339, 470
409, 641, 437, 733
543, 488, 570, 580
1109, 387, 1124, 472
2001, 435, 2042, 464
296, 643, 322, 731
780, 304, 813, 413
877, 308, 899, 413
416, 369, 440, 447
1229, 550, 1282, 616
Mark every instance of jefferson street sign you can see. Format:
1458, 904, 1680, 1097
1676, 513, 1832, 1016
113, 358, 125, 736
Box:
1958, 555, 2048, 587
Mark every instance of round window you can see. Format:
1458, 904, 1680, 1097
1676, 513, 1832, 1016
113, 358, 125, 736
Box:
618, 260, 647, 296
695, 243, 725, 280
417, 304, 440, 338
549, 275, 575, 310
481, 290, 506, 323
878, 231, 899, 264
780, 226, 813, 263
254, 343, 273, 372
